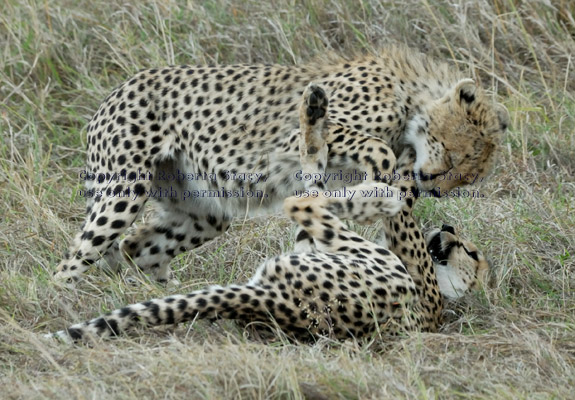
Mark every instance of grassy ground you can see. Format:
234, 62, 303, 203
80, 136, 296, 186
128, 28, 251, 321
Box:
1, 0, 574, 398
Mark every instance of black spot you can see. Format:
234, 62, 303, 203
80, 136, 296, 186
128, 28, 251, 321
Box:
65, 328, 84, 341
81, 230, 94, 240
92, 236, 106, 247
130, 125, 140, 135
177, 299, 188, 312
460, 90, 475, 104
206, 215, 217, 226
134, 183, 146, 196
164, 308, 175, 324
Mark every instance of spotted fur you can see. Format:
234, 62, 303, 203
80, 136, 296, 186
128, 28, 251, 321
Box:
54, 46, 507, 282
47, 86, 489, 342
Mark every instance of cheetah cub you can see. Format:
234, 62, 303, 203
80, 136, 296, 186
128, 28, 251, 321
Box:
47, 84, 488, 343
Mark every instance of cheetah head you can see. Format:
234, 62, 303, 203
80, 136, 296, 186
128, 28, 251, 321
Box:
425, 224, 489, 299
405, 79, 509, 195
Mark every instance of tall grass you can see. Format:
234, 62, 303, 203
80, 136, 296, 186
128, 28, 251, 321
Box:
1, 0, 574, 398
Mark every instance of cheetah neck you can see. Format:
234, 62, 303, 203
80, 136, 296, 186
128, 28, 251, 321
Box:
342, 53, 460, 154
402, 112, 431, 171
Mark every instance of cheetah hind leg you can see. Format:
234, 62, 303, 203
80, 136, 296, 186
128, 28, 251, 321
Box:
293, 82, 329, 253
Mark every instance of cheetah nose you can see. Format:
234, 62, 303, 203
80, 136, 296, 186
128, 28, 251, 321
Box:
441, 224, 455, 235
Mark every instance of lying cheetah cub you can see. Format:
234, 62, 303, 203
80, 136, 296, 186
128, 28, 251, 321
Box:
47, 85, 488, 343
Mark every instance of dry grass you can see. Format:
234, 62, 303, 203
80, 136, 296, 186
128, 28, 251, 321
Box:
1, 0, 574, 398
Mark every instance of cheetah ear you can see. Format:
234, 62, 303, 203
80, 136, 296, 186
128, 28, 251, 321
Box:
494, 103, 510, 132
453, 79, 477, 108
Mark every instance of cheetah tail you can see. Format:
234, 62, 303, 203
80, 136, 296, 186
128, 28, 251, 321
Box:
46, 284, 271, 343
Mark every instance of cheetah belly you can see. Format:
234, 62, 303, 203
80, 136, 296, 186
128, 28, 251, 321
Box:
151, 150, 370, 218
151, 151, 307, 217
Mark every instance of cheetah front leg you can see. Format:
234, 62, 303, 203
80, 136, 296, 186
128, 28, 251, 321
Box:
324, 126, 397, 186
295, 82, 402, 249
290, 83, 404, 253
283, 185, 403, 255
294, 83, 403, 251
